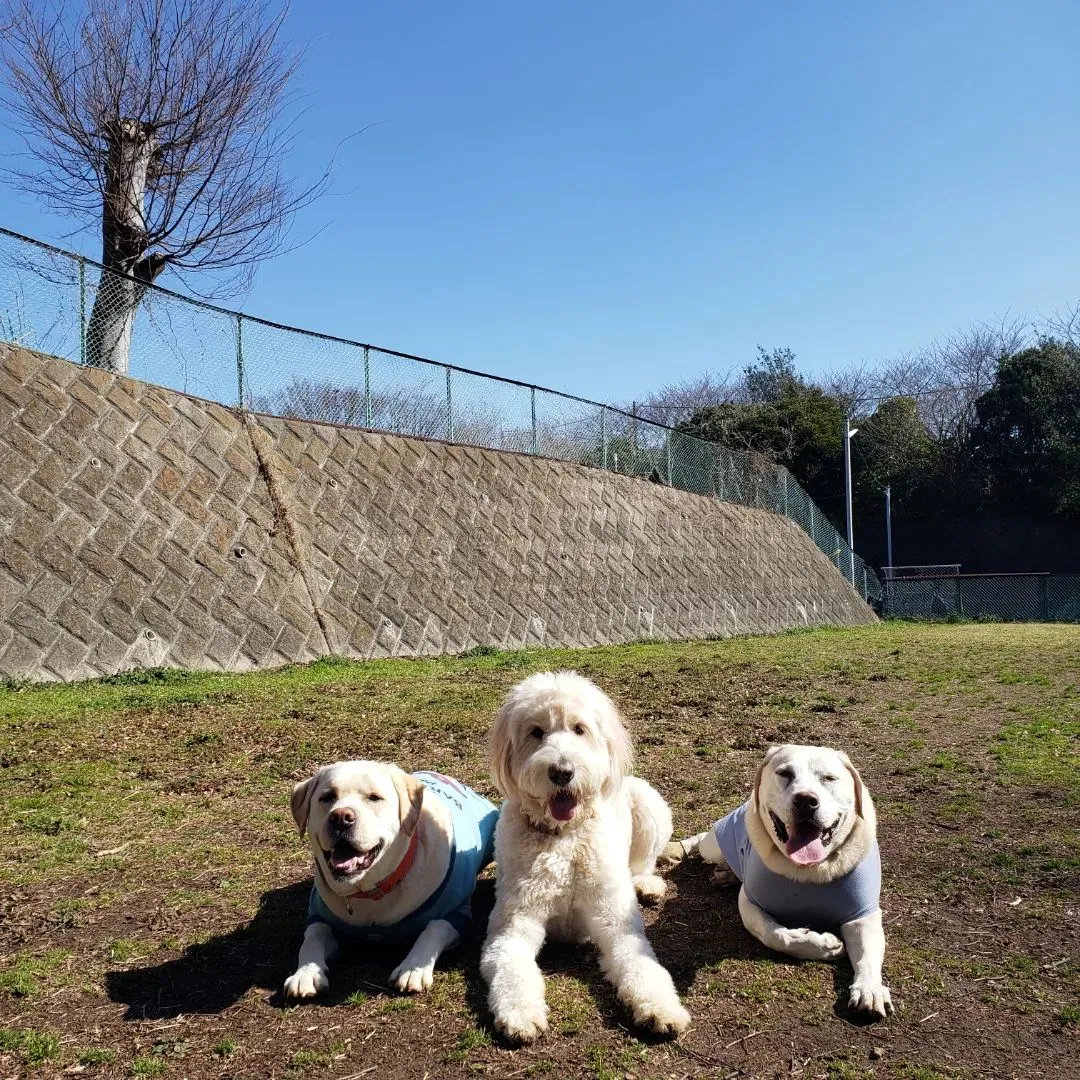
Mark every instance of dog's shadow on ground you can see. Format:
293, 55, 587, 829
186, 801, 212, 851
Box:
107, 864, 876, 1031
648, 858, 748, 990
653, 859, 875, 1025
106, 879, 495, 1022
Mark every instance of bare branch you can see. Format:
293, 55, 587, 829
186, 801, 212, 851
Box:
0, 0, 331, 285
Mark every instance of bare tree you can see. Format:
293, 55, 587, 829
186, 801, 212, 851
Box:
0, 0, 326, 373
1042, 299, 1080, 350
880, 317, 1027, 442
624, 370, 739, 426
253, 378, 451, 439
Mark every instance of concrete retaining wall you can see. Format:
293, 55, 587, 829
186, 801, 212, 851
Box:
0, 345, 874, 682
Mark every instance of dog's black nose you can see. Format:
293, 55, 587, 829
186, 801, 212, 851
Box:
329, 806, 356, 829
792, 791, 819, 812
548, 765, 574, 788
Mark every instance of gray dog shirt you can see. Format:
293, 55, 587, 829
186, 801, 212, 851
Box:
713, 802, 881, 932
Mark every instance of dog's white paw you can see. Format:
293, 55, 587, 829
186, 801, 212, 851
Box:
710, 867, 738, 887
778, 928, 845, 961
849, 980, 894, 1019
494, 1001, 549, 1044
283, 964, 328, 1000
631, 996, 691, 1037
660, 841, 686, 865
391, 959, 435, 994
633, 873, 667, 904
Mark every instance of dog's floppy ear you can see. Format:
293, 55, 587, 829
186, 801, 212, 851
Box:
752, 745, 783, 812
835, 750, 865, 819
600, 698, 633, 797
290, 771, 321, 836
391, 768, 425, 836
489, 697, 517, 797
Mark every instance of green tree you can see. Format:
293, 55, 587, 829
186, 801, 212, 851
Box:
852, 396, 939, 520
679, 375, 847, 518
966, 340, 1080, 517
742, 345, 801, 403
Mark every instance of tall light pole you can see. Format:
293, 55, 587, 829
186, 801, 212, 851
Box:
884, 484, 894, 615
885, 484, 893, 571
844, 418, 858, 585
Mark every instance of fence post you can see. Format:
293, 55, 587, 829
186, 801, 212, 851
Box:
78, 259, 86, 365
601, 406, 609, 470
363, 346, 373, 427
235, 314, 245, 408
666, 435, 673, 485
445, 367, 454, 441
530, 386, 538, 454
781, 469, 789, 517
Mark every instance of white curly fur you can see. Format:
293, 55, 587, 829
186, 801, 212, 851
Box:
480, 671, 690, 1043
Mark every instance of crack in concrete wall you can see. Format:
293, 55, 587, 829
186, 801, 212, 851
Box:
0, 345, 875, 682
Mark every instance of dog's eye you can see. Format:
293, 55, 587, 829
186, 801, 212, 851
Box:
529, 726, 544, 739
821, 775, 839, 783
317, 791, 336, 804
775, 767, 794, 782
573, 724, 586, 736
367, 792, 384, 802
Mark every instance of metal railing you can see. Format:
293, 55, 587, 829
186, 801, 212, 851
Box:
0, 225, 882, 605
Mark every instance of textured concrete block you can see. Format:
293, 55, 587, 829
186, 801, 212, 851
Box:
0, 346, 875, 681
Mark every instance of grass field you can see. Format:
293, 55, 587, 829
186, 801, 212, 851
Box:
1, 622, 1078, 1079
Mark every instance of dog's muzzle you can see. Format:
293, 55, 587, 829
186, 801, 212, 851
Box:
323, 837, 383, 877
770, 810, 839, 867
548, 789, 579, 822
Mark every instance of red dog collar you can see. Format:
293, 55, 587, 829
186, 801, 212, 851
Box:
347, 829, 419, 901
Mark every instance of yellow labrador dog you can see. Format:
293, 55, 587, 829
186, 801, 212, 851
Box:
674, 744, 892, 1019
285, 761, 497, 999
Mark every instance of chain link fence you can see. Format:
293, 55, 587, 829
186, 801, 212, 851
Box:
0, 225, 882, 605
884, 573, 1080, 622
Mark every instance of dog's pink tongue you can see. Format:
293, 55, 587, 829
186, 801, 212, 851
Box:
549, 792, 578, 822
332, 851, 366, 874
786, 828, 827, 865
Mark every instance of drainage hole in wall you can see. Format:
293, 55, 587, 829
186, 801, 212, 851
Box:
234, 546, 247, 558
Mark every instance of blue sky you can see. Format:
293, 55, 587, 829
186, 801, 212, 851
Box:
2, 1, 1079, 404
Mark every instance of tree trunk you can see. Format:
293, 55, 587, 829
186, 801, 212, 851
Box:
85, 119, 161, 374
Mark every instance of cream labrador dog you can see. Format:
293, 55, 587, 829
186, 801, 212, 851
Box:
480, 671, 690, 1043
674, 744, 892, 1019
285, 762, 498, 999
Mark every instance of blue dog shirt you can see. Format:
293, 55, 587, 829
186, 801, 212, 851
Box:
308, 771, 498, 943
712, 801, 881, 932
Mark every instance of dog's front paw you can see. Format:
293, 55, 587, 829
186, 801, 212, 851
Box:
849, 980, 894, 1019
710, 867, 738, 887
391, 959, 435, 994
660, 840, 686, 865
633, 873, 667, 904
631, 997, 691, 1037
493, 1001, 549, 1044
283, 964, 328, 1001
778, 928, 845, 961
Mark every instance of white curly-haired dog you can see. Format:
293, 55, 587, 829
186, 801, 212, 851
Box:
480, 671, 690, 1043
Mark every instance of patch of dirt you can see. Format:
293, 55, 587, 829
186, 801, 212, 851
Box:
1, 624, 1078, 1078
